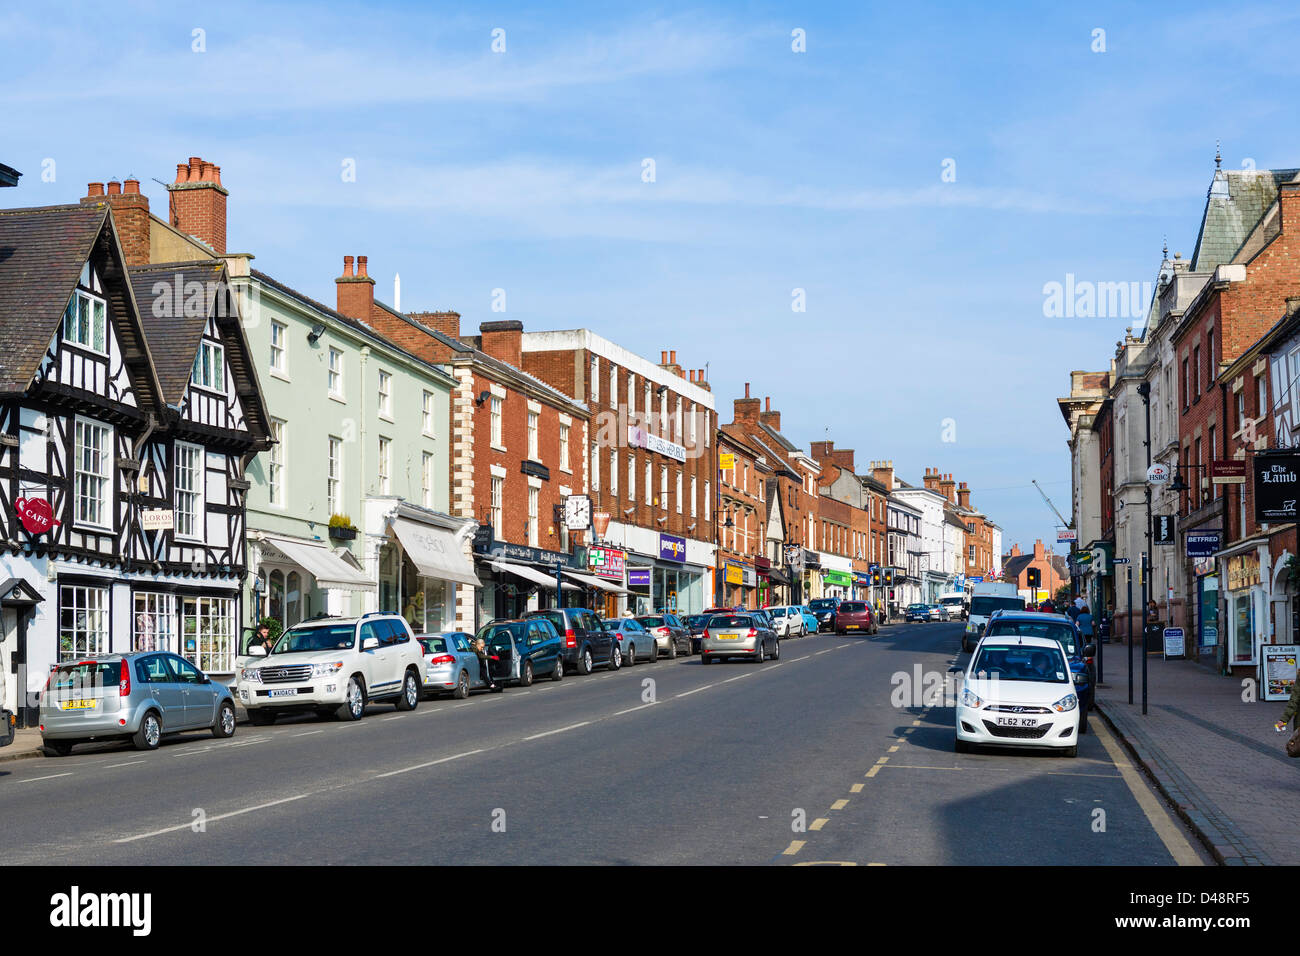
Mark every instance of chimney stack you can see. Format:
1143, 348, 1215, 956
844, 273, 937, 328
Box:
759, 397, 780, 432
871, 460, 895, 490
480, 320, 524, 368
336, 253, 376, 321
83, 175, 150, 266
939, 473, 956, 503
733, 384, 761, 424
409, 310, 462, 340
166, 155, 228, 254
1280, 181, 1300, 236
957, 481, 971, 509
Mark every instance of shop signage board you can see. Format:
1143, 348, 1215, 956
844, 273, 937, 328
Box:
1253, 452, 1300, 522
141, 509, 174, 531
627, 425, 686, 463
1211, 459, 1247, 485
1185, 531, 1220, 557
13, 496, 60, 536
627, 568, 651, 589
718, 452, 735, 470
1146, 463, 1170, 484
1263, 644, 1298, 701
587, 545, 627, 579
1226, 553, 1261, 592
658, 533, 686, 563
725, 561, 743, 585
1151, 514, 1175, 546
1162, 627, 1186, 660
1056, 528, 1077, 543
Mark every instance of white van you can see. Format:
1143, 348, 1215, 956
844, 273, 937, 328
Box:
938, 593, 967, 621
962, 581, 1025, 653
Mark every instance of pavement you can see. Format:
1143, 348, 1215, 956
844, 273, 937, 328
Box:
0, 622, 1201, 865
1093, 645, 1300, 865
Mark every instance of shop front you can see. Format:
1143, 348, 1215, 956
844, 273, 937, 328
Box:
800, 549, 822, 603
722, 560, 745, 607
614, 526, 708, 615
1221, 543, 1266, 677
252, 532, 375, 627
569, 544, 631, 617
755, 557, 771, 607
767, 565, 791, 606
822, 568, 853, 598
852, 571, 871, 601
475, 540, 580, 623
383, 507, 481, 635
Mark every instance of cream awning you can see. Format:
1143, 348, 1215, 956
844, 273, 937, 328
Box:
562, 569, 631, 595
390, 517, 482, 588
257, 534, 374, 591
489, 559, 579, 592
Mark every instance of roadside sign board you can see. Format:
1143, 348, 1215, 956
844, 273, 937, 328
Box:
1263, 644, 1298, 701
1151, 513, 1175, 545
1162, 627, 1186, 660
1146, 463, 1170, 484
1186, 531, 1221, 557
1056, 528, 1077, 543
1112, 557, 1130, 564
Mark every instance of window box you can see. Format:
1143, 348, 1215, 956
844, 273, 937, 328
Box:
328, 525, 357, 541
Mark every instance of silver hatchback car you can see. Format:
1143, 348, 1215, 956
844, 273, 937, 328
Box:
40, 652, 237, 756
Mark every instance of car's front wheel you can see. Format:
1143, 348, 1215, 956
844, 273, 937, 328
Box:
337, 676, 366, 721
212, 701, 236, 738
395, 670, 419, 711
133, 711, 162, 751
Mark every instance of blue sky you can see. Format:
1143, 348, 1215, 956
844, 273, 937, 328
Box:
6, 0, 1300, 556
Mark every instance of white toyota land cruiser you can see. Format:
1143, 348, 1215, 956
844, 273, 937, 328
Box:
236, 614, 425, 724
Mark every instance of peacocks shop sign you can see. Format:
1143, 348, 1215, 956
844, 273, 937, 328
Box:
1253, 452, 1300, 522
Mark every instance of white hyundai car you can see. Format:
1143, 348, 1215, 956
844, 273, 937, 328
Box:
954, 634, 1081, 757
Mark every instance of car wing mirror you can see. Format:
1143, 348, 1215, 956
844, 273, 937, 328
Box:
362, 636, 380, 650
247, 645, 267, 657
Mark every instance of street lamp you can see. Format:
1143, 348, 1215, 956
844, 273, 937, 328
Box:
1136, 381, 1152, 714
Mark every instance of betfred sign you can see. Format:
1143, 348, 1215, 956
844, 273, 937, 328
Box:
14, 496, 60, 536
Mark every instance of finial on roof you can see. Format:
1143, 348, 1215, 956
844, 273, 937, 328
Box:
1162, 235, 1168, 259
1215, 140, 1222, 170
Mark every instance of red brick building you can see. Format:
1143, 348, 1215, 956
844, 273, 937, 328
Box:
520, 334, 717, 615
1001, 540, 1069, 603
716, 427, 773, 607
339, 263, 594, 626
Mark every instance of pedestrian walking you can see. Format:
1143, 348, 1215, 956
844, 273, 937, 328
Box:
1275, 677, 1300, 758
1077, 606, 1094, 643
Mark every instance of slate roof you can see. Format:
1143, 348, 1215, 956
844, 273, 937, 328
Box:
1002, 554, 1034, 582
127, 260, 224, 406
1190, 168, 1300, 272
0, 203, 163, 414
757, 421, 798, 453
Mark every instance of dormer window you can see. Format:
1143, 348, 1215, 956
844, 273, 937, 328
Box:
63, 290, 106, 354
192, 341, 225, 392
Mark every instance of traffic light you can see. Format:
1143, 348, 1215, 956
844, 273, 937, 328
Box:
871, 568, 882, 587
884, 568, 895, 587
1027, 567, 1041, 590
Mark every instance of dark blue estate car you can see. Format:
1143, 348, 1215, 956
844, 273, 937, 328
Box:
982, 611, 1096, 731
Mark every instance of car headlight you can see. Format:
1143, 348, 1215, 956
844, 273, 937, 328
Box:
961, 687, 984, 709
240, 668, 261, 683
312, 661, 345, 677
1052, 693, 1078, 713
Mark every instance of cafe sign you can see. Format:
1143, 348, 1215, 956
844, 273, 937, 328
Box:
14, 496, 60, 536
1253, 452, 1300, 522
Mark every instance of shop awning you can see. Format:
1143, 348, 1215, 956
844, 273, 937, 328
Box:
489, 559, 579, 592
390, 517, 481, 588
257, 534, 375, 591
562, 569, 631, 595
767, 567, 791, 586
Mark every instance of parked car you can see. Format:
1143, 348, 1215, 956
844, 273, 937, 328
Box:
605, 616, 655, 664
766, 606, 806, 638
982, 612, 1095, 728
808, 597, 841, 632
636, 614, 692, 658
700, 612, 780, 664
834, 600, 877, 634
525, 607, 621, 674
939, 593, 967, 620
798, 606, 820, 634
905, 603, 931, 622
953, 634, 1081, 757
927, 604, 951, 622
477, 618, 565, 686
684, 613, 713, 653
237, 613, 425, 723
417, 631, 489, 699
40, 652, 237, 756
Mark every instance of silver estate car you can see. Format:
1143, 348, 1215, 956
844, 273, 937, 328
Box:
40, 652, 237, 756
700, 612, 780, 664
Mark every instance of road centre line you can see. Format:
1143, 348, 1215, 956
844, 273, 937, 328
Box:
18, 772, 72, 784
104, 760, 146, 769
790, 655, 810, 662
523, 722, 589, 741
292, 730, 324, 737
115, 794, 310, 843
373, 748, 484, 779
613, 703, 655, 716
676, 684, 715, 698
815, 649, 834, 656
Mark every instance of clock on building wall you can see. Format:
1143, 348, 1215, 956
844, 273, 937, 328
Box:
564, 494, 592, 531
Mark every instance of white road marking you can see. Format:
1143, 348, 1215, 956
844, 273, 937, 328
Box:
383, 715, 404, 721
19, 772, 73, 784
114, 794, 311, 843
676, 684, 715, 698
790, 655, 811, 662
292, 730, 324, 737
418, 706, 445, 716
613, 703, 656, 716
173, 747, 213, 757
815, 649, 834, 656
721, 673, 754, 683
523, 722, 590, 741
373, 748, 484, 779
104, 760, 146, 769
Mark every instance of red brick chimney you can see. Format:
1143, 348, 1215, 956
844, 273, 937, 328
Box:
83, 177, 150, 266
335, 254, 376, 321
733, 383, 760, 424
409, 310, 462, 340
922, 467, 942, 493
1280, 181, 1300, 235
479, 320, 524, 368
1033, 539, 1045, 560
759, 396, 781, 432
830, 448, 855, 473
166, 156, 228, 254
809, 440, 832, 462
939, 473, 956, 503
957, 481, 971, 509
870, 460, 894, 490
1009, 543, 1021, 556
695, 369, 709, 392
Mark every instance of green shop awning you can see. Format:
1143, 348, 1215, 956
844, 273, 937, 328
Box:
822, 570, 853, 587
